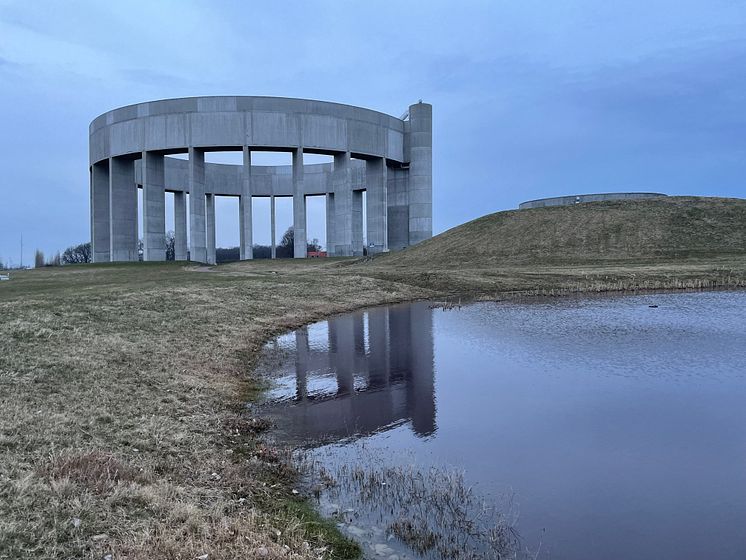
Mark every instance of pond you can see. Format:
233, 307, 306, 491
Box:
258, 291, 746, 559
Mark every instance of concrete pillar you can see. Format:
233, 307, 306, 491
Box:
270, 196, 276, 259
109, 156, 138, 262
174, 191, 188, 260
366, 157, 388, 254
292, 148, 306, 258
239, 146, 253, 260
352, 190, 364, 256
333, 152, 352, 256
326, 192, 336, 256
142, 151, 166, 261
188, 147, 207, 263
407, 102, 433, 245
386, 167, 410, 251
91, 161, 110, 263
206, 193, 216, 265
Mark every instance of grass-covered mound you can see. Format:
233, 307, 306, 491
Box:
382, 196, 746, 267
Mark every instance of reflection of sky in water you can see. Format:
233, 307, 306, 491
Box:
260, 291, 746, 560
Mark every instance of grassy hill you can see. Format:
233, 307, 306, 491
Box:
381, 196, 746, 268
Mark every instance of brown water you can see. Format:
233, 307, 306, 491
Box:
258, 291, 746, 559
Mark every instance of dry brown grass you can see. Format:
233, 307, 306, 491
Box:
2, 202, 746, 559
0, 260, 426, 559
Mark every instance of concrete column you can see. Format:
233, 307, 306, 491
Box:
326, 192, 336, 256
333, 152, 352, 256
270, 196, 276, 259
386, 166, 410, 251
188, 147, 207, 263
91, 161, 110, 263
366, 157, 388, 254
174, 191, 188, 260
142, 151, 166, 261
407, 102, 433, 245
109, 156, 138, 262
206, 193, 216, 265
352, 190, 364, 256
239, 146, 253, 260
292, 148, 307, 258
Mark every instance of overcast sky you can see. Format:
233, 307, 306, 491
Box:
1, 0, 745, 265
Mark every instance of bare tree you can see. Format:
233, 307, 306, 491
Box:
165, 231, 175, 261
276, 227, 322, 257
62, 243, 92, 264
46, 252, 61, 267
34, 249, 45, 269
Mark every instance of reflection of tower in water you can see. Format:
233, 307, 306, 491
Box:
278, 303, 436, 443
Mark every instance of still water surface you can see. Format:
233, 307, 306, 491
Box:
259, 291, 746, 559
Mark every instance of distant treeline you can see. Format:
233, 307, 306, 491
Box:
217, 227, 321, 262
33, 227, 321, 267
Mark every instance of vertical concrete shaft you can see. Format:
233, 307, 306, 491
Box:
366, 157, 388, 254
292, 148, 307, 258
407, 102, 433, 245
173, 191, 188, 260
239, 147, 253, 260
270, 196, 276, 259
109, 156, 138, 261
142, 151, 166, 261
91, 161, 110, 263
386, 166, 410, 251
206, 193, 216, 265
325, 192, 336, 256
352, 190, 364, 256
188, 148, 207, 263
333, 152, 352, 256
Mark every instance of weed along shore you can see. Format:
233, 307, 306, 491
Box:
2, 199, 746, 558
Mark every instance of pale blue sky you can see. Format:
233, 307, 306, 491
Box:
1, 1, 745, 264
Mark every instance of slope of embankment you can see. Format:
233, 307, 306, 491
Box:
382, 196, 746, 268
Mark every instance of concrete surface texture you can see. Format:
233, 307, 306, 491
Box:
519, 192, 667, 210
89, 96, 433, 263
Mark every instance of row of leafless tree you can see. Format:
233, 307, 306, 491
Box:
32, 243, 92, 268
28, 226, 323, 268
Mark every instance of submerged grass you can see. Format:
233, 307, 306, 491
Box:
300, 451, 521, 560
2, 238, 746, 558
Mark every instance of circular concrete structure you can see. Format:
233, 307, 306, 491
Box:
89, 96, 432, 263
519, 192, 667, 210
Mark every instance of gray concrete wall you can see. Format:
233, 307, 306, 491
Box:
386, 166, 410, 251
519, 192, 667, 209
174, 191, 187, 260
109, 156, 137, 261
407, 102, 433, 246
141, 152, 166, 261
90, 96, 406, 164
188, 148, 207, 263
90, 96, 432, 263
90, 161, 110, 263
